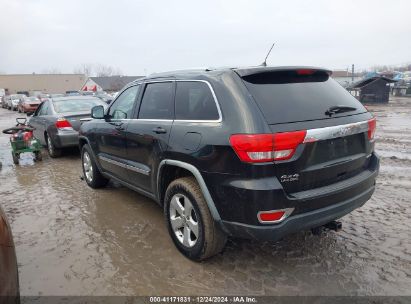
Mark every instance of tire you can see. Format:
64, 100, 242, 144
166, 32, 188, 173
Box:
12, 152, 19, 165
34, 151, 42, 161
46, 134, 62, 158
164, 177, 227, 261
81, 144, 109, 188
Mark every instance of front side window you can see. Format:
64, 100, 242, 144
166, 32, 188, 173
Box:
109, 85, 140, 119
175, 81, 219, 120
138, 82, 174, 119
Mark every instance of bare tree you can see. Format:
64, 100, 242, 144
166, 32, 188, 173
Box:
73, 63, 123, 77
368, 62, 411, 72
73, 63, 94, 77
94, 64, 122, 77
42, 67, 62, 74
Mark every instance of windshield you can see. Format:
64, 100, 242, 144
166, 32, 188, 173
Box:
53, 99, 105, 113
241, 70, 366, 124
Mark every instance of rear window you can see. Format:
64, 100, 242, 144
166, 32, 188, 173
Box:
241, 70, 366, 124
53, 99, 104, 113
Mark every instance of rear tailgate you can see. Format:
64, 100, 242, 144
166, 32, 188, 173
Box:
237, 68, 375, 193
272, 120, 374, 193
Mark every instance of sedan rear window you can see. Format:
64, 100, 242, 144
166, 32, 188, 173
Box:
53, 99, 105, 113
241, 70, 366, 124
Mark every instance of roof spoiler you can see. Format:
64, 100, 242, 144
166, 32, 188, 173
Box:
234, 66, 332, 78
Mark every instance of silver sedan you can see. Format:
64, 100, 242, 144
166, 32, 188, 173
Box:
29, 96, 107, 157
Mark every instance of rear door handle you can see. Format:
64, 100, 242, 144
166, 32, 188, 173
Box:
152, 127, 167, 134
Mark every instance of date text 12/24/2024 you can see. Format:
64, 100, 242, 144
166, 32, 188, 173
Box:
149, 296, 257, 303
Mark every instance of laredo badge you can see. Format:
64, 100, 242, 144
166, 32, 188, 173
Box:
280, 173, 299, 182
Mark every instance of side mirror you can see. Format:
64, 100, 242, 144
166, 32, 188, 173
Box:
91, 105, 105, 119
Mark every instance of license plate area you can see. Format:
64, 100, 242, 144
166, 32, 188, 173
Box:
306, 133, 365, 166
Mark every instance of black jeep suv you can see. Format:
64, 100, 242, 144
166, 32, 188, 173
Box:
79, 66, 379, 261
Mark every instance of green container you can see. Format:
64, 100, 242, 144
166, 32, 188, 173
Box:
11, 140, 27, 151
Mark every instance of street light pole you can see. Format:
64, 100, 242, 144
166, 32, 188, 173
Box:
352, 64, 355, 82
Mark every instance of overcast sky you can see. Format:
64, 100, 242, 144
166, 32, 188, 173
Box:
0, 0, 410, 75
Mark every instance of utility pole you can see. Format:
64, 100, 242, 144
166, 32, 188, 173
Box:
352, 64, 355, 82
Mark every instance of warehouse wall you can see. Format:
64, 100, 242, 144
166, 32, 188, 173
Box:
0, 74, 86, 94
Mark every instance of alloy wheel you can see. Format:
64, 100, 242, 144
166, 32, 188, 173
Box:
83, 151, 93, 182
169, 194, 199, 247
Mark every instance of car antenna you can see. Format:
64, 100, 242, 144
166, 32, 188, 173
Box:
260, 42, 275, 67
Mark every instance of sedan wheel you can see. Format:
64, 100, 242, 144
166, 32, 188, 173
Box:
169, 194, 199, 248
47, 136, 53, 154
46, 135, 62, 157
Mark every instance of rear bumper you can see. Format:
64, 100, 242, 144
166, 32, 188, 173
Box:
54, 131, 79, 148
205, 153, 379, 240
220, 185, 374, 241
22, 105, 39, 112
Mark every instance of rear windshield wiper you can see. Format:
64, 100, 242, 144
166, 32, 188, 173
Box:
325, 105, 357, 116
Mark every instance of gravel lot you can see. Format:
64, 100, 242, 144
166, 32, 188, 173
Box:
0, 98, 410, 296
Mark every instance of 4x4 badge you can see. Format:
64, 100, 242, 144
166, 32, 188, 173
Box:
280, 174, 299, 182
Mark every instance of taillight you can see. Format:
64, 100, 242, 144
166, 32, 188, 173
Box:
368, 117, 376, 141
273, 131, 307, 161
296, 69, 316, 75
229, 130, 306, 163
55, 118, 73, 130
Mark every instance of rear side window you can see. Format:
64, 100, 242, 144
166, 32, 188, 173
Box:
241, 70, 366, 124
175, 81, 219, 121
139, 82, 174, 119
